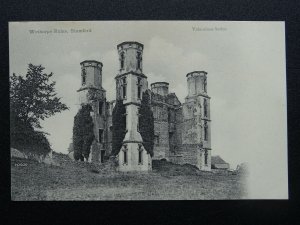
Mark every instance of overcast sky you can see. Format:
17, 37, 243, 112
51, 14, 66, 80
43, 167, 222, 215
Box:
9, 21, 287, 198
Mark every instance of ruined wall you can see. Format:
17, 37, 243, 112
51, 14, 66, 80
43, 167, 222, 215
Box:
151, 91, 182, 160
173, 107, 183, 153
152, 101, 169, 160
169, 144, 199, 168
87, 96, 108, 163
181, 144, 200, 166
169, 108, 202, 167
181, 98, 202, 145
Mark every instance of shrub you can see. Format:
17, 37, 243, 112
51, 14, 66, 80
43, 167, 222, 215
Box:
10, 111, 51, 156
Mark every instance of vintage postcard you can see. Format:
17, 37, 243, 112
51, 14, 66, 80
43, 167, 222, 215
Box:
9, 21, 287, 200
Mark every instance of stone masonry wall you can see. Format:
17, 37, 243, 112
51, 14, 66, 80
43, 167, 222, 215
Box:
169, 144, 199, 167
152, 101, 169, 160
180, 144, 199, 166
153, 121, 169, 159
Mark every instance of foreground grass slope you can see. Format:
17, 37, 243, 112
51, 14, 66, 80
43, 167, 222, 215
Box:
11, 154, 247, 200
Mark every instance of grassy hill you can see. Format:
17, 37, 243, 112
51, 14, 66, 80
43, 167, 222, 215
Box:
11, 153, 247, 200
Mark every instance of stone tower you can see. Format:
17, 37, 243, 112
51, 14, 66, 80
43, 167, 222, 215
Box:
115, 41, 152, 171
151, 82, 169, 96
182, 71, 211, 171
77, 60, 107, 163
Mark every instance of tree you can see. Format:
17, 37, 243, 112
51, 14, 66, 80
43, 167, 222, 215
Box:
139, 91, 154, 157
10, 64, 68, 156
73, 104, 94, 161
111, 100, 126, 156
10, 64, 69, 129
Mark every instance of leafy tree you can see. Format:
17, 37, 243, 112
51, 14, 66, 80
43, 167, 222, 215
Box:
10, 64, 68, 156
10, 64, 69, 129
139, 91, 154, 157
111, 100, 126, 156
73, 104, 94, 161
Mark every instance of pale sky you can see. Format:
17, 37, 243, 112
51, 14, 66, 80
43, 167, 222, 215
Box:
9, 21, 287, 198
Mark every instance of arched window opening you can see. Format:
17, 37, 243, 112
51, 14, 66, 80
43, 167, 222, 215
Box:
138, 145, 143, 164
98, 129, 103, 143
99, 101, 103, 115
124, 151, 127, 164
123, 145, 128, 164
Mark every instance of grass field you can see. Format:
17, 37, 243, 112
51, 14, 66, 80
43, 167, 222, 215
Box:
11, 154, 247, 200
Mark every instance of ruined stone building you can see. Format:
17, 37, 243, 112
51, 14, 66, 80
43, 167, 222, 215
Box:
76, 41, 211, 171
